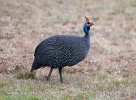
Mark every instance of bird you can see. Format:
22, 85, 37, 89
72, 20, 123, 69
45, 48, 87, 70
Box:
30, 16, 94, 83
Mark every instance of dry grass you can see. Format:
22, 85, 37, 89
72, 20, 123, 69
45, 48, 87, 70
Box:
14, 65, 35, 79
0, 0, 136, 99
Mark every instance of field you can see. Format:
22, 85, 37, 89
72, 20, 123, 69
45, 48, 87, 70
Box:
0, 0, 136, 99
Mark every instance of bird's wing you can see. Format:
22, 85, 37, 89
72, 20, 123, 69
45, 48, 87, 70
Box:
34, 35, 65, 56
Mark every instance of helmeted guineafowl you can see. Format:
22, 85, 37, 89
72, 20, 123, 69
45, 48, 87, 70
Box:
30, 16, 94, 83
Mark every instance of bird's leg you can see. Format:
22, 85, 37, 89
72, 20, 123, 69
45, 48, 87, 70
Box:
46, 67, 53, 81
59, 67, 63, 83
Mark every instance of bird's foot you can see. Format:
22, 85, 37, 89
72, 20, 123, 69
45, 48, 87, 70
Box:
45, 76, 50, 81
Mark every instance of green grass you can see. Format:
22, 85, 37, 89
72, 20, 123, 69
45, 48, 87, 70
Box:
0, 66, 135, 100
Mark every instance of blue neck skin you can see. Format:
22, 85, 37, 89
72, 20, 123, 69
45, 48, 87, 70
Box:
83, 24, 90, 37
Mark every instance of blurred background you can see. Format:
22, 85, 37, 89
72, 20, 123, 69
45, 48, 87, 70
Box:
0, 0, 136, 99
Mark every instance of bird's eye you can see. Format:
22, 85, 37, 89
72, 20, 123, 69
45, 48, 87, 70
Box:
87, 22, 90, 24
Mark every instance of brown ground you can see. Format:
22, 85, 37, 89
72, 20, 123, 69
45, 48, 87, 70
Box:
0, 0, 136, 99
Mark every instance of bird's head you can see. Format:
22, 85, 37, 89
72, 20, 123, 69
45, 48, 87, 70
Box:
83, 16, 94, 35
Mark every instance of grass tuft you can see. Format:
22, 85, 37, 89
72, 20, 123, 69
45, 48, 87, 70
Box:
14, 65, 35, 79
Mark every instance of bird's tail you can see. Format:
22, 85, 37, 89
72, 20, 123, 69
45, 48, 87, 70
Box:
30, 59, 37, 72
30, 58, 41, 72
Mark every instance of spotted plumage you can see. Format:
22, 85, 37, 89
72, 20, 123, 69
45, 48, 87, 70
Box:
30, 17, 94, 83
